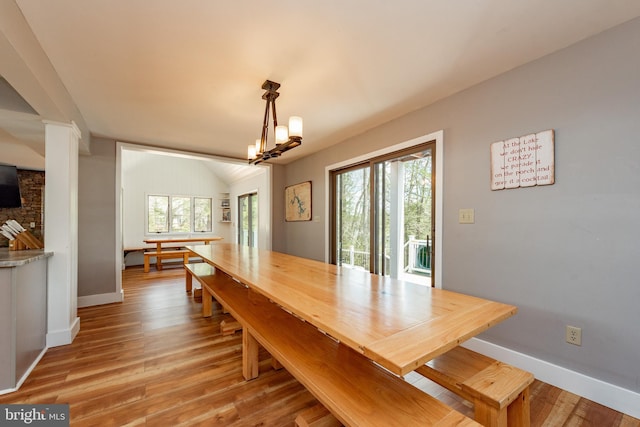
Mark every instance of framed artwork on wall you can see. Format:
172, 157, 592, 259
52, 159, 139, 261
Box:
285, 181, 312, 222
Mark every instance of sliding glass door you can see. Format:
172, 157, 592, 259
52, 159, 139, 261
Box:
238, 192, 258, 247
331, 143, 434, 286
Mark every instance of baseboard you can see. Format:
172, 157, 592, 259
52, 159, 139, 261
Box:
463, 338, 640, 419
78, 290, 124, 308
0, 347, 48, 396
46, 316, 80, 348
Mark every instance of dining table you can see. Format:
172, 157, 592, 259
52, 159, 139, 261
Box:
143, 236, 223, 253
187, 242, 517, 376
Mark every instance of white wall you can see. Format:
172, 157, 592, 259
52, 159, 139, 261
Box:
121, 149, 229, 264
282, 18, 640, 415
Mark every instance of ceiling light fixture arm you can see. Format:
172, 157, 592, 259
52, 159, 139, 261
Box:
249, 80, 302, 165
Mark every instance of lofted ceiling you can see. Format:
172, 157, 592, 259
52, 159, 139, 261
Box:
3, 1, 640, 166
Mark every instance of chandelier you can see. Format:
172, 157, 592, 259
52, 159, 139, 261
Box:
247, 80, 303, 165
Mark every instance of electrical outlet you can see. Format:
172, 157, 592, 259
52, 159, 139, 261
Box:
566, 325, 582, 346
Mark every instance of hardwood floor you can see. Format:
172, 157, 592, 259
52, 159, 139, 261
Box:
1, 265, 638, 426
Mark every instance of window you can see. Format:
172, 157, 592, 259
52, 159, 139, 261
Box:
171, 196, 191, 232
147, 195, 212, 234
194, 197, 212, 232
148, 195, 169, 233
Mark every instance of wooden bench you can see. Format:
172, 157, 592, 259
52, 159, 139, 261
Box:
143, 249, 190, 272
414, 346, 534, 427
197, 269, 480, 427
185, 263, 216, 315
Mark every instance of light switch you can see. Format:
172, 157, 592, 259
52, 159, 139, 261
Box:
458, 208, 475, 224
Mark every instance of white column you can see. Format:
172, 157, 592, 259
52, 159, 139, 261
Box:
44, 121, 81, 347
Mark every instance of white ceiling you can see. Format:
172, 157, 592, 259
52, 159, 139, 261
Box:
5, 1, 640, 165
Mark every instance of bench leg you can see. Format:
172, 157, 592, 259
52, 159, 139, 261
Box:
271, 357, 283, 371
507, 387, 531, 427
202, 286, 212, 318
185, 271, 193, 293
156, 255, 162, 271
183, 252, 189, 265
144, 255, 150, 273
295, 403, 341, 427
243, 329, 259, 381
474, 400, 507, 427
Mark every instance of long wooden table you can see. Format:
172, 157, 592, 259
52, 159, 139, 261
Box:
143, 236, 222, 271
187, 243, 517, 376
144, 236, 223, 253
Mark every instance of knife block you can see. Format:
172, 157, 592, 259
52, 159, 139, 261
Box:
11, 231, 44, 250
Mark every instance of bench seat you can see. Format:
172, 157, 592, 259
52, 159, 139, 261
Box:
198, 269, 480, 427
185, 263, 217, 315
415, 346, 534, 427
143, 249, 190, 272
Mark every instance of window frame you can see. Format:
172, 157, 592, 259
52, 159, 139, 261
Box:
145, 193, 213, 235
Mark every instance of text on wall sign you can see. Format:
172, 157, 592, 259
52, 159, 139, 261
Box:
490, 129, 554, 190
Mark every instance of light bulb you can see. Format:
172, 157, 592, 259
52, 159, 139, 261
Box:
247, 145, 256, 159
289, 116, 303, 138
275, 125, 288, 145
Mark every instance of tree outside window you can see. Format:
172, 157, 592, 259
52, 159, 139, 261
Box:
171, 197, 191, 232
148, 195, 169, 233
194, 197, 212, 232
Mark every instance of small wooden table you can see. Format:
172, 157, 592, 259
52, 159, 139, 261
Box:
143, 236, 222, 271
188, 243, 517, 376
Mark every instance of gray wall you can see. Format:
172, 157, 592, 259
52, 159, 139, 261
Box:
78, 137, 117, 297
282, 18, 640, 392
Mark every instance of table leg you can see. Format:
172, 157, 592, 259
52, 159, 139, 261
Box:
156, 243, 162, 271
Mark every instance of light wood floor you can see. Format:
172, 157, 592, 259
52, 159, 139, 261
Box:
1, 265, 638, 426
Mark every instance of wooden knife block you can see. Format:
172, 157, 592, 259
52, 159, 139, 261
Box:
9, 230, 44, 250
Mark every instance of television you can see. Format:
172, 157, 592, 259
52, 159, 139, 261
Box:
0, 164, 22, 208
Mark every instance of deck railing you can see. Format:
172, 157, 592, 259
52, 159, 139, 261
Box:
404, 236, 431, 274
339, 236, 431, 274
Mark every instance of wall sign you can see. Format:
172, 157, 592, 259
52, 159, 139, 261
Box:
491, 129, 554, 190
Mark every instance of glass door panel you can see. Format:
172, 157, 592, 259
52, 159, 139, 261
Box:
238, 193, 258, 247
333, 166, 370, 270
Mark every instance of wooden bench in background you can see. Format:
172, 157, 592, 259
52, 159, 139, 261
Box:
415, 346, 534, 427
143, 249, 190, 273
197, 268, 480, 427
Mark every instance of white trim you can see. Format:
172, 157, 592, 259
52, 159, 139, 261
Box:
78, 291, 124, 308
463, 338, 640, 419
324, 130, 444, 288
0, 347, 48, 396
46, 316, 80, 347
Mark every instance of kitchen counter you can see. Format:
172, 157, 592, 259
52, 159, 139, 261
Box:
0, 249, 53, 267
0, 248, 52, 394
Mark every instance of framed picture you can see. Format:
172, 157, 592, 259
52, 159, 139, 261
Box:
285, 181, 312, 222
